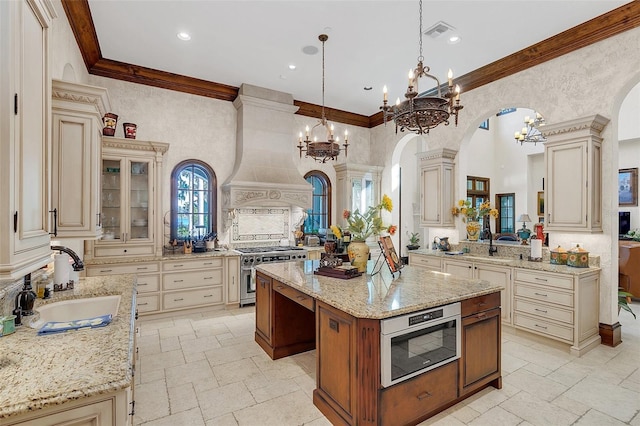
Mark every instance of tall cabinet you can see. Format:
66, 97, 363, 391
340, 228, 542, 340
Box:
0, 0, 56, 279
334, 163, 383, 222
51, 79, 111, 240
84, 138, 169, 260
544, 115, 608, 233
418, 148, 457, 227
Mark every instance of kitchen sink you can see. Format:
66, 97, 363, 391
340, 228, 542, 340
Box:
29, 295, 121, 329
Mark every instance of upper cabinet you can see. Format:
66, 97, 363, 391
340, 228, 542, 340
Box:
544, 115, 608, 233
51, 79, 111, 240
418, 148, 457, 227
84, 138, 169, 261
334, 163, 383, 218
0, 0, 56, 279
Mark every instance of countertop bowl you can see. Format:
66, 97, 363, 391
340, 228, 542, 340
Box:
29, 295, 121, 329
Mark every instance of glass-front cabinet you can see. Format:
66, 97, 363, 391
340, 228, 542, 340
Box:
334, 163, 383, 225
86, 138, 169, 260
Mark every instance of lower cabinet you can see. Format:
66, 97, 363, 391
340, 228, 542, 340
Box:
407, 253, 442, 271
255, 272, 272, 345
459, 293, 502, 396
4, 389, 132, 426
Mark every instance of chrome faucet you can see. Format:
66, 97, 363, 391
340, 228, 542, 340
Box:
487, 230, 498, 256
51, 245, 84, 271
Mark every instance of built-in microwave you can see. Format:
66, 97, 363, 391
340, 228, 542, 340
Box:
380, 302, 461, 387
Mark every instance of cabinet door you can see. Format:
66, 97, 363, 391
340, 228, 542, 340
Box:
476, 264, 512, 325
460, 307, 501, 395
226, 256, 240, 305
255, 273, 272, 343
443, 259, 473, 278
128, 158, 153, 242
421, 166, 441, 225
546, 141, 587, 230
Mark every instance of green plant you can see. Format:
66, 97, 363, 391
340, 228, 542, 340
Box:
452, 199, 499, 223
625, 228, 640, 241
339, 194, 397, 241
619, 288, 636, 319
408, 232, 420, 245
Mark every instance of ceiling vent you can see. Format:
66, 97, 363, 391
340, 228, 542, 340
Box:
424, 21, 456, 39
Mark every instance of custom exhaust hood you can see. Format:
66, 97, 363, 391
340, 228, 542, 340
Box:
221, 84, 312, 212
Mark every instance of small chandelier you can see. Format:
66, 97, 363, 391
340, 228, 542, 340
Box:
514, 112, 547, 145
298, 34, 348, 163
380, 0, 463, 135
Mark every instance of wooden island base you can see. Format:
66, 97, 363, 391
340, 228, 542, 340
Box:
255, 270, 503, 426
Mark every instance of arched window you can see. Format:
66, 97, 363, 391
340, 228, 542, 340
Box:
303, 171, 331, 233
171, 160, 216, 240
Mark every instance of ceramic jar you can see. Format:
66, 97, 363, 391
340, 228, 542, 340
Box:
466, 221, 481, 241
347, 241, 369, 273
102, 113, 118, 136
123, 122, 137, 139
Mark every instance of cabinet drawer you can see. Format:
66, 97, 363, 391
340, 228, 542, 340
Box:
514, 312, 573, 342
163, 287, 223, 310
408, 255, 441, 270
163, 269, 224, 290
380, 361, 458, 426
461, 291, 501, 317
514, 298, 573, 324
273, 282, 315, 312
514, 283, 573, 308
94, 245, 155, 258
136, 274, 160, 293
86, 262, 160, 276
163, 258, 223, 271
514, 269, 573, 290
137, 294, 160, 313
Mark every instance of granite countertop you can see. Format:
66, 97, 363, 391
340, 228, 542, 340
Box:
84, 249, 240, 266
256, 261, 504, 320
0, 275, 136, 419
409, 249, 601, 275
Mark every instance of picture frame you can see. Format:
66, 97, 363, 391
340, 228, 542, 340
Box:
379, 236, 402, 273
619, 168, 638, 206
537, 191, 544, 216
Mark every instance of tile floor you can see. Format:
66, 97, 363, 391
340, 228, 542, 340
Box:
134, 302, 640, 426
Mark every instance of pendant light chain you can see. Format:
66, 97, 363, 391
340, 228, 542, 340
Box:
321, 35, 326, 121
418, 0, 424, 63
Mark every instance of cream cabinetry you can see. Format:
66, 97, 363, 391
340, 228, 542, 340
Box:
334, 163, 383, 222
408, 253, 441, 271
51, 80, 111, 240
418, 149, 456, 227
513, 268, 600, 356
543, 115, 608, 233
443, 259, 512, 325
86, 261, 161, 314
162, 258, 225, 311
0, 0, 56, 279
4, 389, 132, 426
85, 138, 169, 260
226, 255, 240, 306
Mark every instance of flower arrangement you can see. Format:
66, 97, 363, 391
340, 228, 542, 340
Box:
451, 199, 499, 223
332, 194, 397, 241
626, 228, 640, 242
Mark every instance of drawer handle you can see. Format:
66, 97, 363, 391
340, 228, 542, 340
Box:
535, 277, 548, 282
276, 285, 284, 290
534, 324, 548, 330
535, 308, 548, 313
137, 267, 148, 271
174, 264, 183, 268
204, 276, 213, 280
204, 262, 213, 265
534, 292, 548, 297
100, 269, 113, 273
174, 298, 184, 301
478, 302, 487, 307
417, 391, 432, 400
138, 302, 148, 306
204, 294, 214, 298
174, 279, 184, 283
138, 283, 147, 286
476, 313, 487, 320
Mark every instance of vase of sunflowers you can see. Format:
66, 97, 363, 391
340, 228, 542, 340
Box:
452, 199, 498, 241
330, 194, 397, 272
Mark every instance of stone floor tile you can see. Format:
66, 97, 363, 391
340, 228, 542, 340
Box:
139, 366, 165, 384
205, 413, 239, 426
141, 407, 205, 426
574, 409, 629, 426
160, 336, 181, 352
168, 382, 199, 413
467, 406, 522, 426
466, 386, 509, 414
198, 381, 256, 420
522, 361, 552, 377
503, 368, 568, 401
546, 362, 594, 387
303, 416, 334, 426
232, 389, 324, 426
249, 377, 302, 403
293, 373, 317, 399
501, 352, 529, 374
449, 405, 482, 423
181, 335, 222, 355
134, 379, 169, 424
140, 349, 185, 374
204, 341, 264, 365
184, 350, 207, 363
211, 357, 265, 386
500, 390, 578, 425
158, 323, 195, 340
165, 358, 215, 388
563, 377, 640, 423
418, 408, 466, 426
631, 411, 640, 426
552, 394, 591, 417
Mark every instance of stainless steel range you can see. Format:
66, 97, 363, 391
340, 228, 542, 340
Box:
237, 246, 307, 306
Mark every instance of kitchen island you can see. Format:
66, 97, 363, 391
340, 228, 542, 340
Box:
255, 261, 504, 426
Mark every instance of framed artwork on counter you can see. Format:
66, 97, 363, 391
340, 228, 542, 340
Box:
619, 168, 638, 206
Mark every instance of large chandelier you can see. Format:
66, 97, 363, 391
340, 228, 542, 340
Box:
514, 112, 547, 145
298, 34, 348, 163
380, 0, 463, 134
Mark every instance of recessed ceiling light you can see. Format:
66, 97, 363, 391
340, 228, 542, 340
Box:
177, 32, 191, 41
302, 45, 319, 55
448, 35, 461, 44
288, 64, 296, 70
